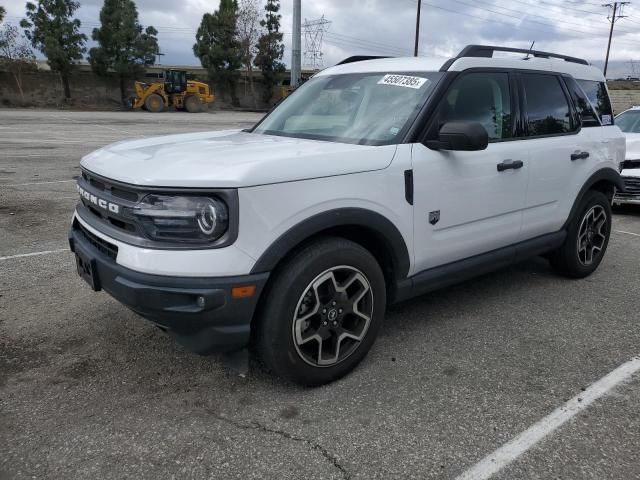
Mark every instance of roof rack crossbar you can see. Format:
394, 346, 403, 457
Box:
453, 45, 589, 66
336, 56, 390, 66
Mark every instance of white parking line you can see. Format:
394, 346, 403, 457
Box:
1, 179, 76, 187
0, 248, 69, 262
455, 357, 640, 480
616, 230, 640, 238
0, 154, 54, 158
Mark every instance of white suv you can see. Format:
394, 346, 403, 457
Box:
70, 45, 625, 385
613, 106, 640, 206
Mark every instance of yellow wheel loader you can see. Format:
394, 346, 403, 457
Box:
132, 70, 215, 113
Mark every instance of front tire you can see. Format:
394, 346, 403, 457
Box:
185, 95, 201, 113
550, 190, 612, 278
254, 237, 386, 386
144, 93, 164, 113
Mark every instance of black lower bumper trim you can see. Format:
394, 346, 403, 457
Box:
69, 222, 269, 354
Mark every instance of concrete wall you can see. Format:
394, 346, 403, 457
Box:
0, 70, 125, 108
0, 67, 275, 110
608, 88, 640, 115
4, 67, 640, 114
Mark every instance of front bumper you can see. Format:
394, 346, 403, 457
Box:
69, 220, 269, 354
613, 174, 640, 206
613, 196, 640, 205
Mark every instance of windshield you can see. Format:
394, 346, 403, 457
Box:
616, 110, 640, 133
253, 71, 443, 145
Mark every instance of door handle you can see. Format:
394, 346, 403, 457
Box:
497, 159, 524, 172
571, 151, 590, 161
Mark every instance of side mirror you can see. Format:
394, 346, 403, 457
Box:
425, 121, 489, 151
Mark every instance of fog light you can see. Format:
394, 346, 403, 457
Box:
197, 296, 206, 308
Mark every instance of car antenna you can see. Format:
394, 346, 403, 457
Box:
524, 41, 535, 60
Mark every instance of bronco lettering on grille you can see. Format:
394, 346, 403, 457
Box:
77, 185, 120, 214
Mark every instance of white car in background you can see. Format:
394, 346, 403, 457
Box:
613, 106, 640, 206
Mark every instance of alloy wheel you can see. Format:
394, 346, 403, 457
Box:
577, 205, 608, 266
292, 266, 374, 367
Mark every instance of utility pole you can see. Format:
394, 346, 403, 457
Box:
292, 0, 301, 88
603, 2, 629, 77
414, 0, 422, 57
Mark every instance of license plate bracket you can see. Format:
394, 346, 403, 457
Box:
75, 249, 101, 292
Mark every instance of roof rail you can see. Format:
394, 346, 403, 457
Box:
336, 56, 390, 66
445, 45, 589, 68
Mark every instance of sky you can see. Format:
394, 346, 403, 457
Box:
2, 0, 639, 79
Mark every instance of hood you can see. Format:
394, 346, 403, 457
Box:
80, 130, 396, 188
624, 132, 640, 161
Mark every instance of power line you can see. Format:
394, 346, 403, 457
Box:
323, 38, 405, 57
401, 0, 640, 50
450, 0, 621, 37
488, 0, 634, 33
499, 0, 638, 34
325, 31, 411, 54
323, 33, 412, 57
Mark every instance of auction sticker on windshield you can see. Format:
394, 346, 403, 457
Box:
378, 74, 428, 89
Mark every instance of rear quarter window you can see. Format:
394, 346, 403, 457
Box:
565, 77, 600, 128
576, 80, 614, 125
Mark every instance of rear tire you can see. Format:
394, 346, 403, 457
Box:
550, 190, 612, 278
254, 237, 386, 386
144, 94, 164, 113
185, 95, 201, 113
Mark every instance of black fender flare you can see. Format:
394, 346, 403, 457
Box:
563, 168, 624, 230
250, 208, 411, 281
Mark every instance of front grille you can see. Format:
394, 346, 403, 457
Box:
79, 171, 141, 234
76, 220, 119, 260
618, 176, 640, 198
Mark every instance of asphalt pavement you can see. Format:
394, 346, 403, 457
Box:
1, 108, 639, 480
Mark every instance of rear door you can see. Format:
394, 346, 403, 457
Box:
518, 73, 601, 240
411, 70, 529, 272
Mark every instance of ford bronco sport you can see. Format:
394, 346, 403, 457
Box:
69, 45, 625, 385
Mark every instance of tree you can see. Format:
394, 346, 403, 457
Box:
193, 0, 242, 106
20, 0, 86, 100
254, 0, 285, 104
0, 23, 37, 102
88, 0, 159, 105
0, 6, 6, 23
237, 0, 260, 108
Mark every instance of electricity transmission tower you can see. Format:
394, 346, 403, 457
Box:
303, 16, 331, 70
603, 2, 630, 77
628, 59, 639, 79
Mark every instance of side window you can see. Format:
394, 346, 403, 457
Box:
576, 80, 614, 125
565, 77, 600, 128
438, 72, 512, 142
522, 74, 575, 136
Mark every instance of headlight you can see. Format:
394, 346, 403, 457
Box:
133, 195, 229, 243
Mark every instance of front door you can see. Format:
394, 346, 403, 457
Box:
411, 71, 529, 272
